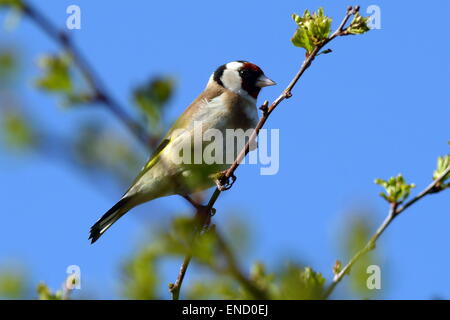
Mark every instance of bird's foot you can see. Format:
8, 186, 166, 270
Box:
182, 195, 216, 227
215, 172, 237, 191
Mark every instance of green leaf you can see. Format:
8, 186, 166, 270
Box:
1, 110, 36, 149
36, 282, 63, 300
275, 264, 326, 299
121, 246, 160, 299
318, 48, 332, 56
375, 174, 416, 204
291, 26, 314, 53
0, 266, 27, 299
133, 77, 174, 128
35, 54, 97, 107
250, 262, 275, 294
0, 0, 23, 9
347, 12, 371, 35
291, 8, 332, 54
0, 50, 17, 84
433, 155, 450, 189
35, 54, 73, 93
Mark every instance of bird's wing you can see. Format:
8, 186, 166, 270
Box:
143, 137, 171, 171
128, 137, 170, 191
126, 83, 226, 192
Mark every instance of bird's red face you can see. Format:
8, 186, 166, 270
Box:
213, 61, 276, 99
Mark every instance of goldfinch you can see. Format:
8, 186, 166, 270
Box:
89, 61, 275, 243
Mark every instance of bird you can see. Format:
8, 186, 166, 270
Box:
89, 61, 276, 243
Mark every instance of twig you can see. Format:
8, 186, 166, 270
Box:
20, 1, 152, 148
323, 165, 450, 299
168, 255, 191, 300
169, 6, 364, 299
208, 5, 360, 201
168, 191, 219, 299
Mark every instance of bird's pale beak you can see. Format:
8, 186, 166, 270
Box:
255, 74, 276, 88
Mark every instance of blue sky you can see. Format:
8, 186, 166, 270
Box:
1, 0, 449, 299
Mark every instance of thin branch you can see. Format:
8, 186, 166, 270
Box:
323, 165, 450, 299
210, 5, 360, 196
168, 255, 191, 300
169, 6, 364, 299
332, 6, 358, 38
168, 193, 218, 299
20, 1, 152, 148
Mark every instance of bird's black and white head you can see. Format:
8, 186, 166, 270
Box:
210, 61, 275, 100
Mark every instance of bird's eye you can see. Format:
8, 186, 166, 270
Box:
239, 69, 249, 77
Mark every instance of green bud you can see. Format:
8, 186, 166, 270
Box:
375, 174, 416, 204
291, 8, 332, 54
347, 12, 371, 35
35, 54, 73, 93
433, 155, 450, 189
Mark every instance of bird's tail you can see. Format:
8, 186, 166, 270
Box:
89, 197, 134, 244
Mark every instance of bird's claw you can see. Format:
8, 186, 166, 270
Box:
216, 173, 237, 191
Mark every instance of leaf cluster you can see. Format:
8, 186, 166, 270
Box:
347, 12, 371, 35
133, 77, 174, 130
35, 54, 95, 107
433, 155, 450, 190
375, 174, 415, 204
291, 8, 332, 54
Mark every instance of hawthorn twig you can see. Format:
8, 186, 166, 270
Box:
169, 6, 365, 299
169, 255, 191, 300
323, 164, 450, 299
20, 1, 152, 148
209, 5, 360, 198
169, 191, 220, 299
